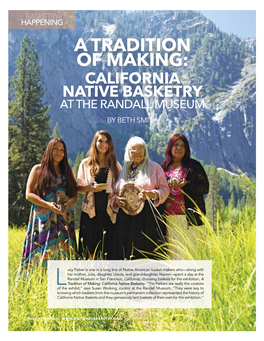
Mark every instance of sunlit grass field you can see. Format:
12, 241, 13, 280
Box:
8, 206, 256, 331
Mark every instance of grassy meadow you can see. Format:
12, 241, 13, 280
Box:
8, 205, 256, 331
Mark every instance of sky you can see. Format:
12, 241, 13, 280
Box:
199, 10, 256, 38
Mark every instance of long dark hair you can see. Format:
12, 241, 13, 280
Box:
161, 134, 191, 171
34, 138, 77, 197
86, 130, 119, 184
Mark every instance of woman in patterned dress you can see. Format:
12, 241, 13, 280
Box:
17, 138, 77, 279
161, 134, 209, 259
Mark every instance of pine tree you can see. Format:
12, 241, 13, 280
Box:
205, 162, 223, 229
52, 122, 62, 139
9, 35, 51, 226
228, 192, 236, 207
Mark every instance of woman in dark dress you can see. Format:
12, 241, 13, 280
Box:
161, 134, 209, 259
77, 130, 122, 259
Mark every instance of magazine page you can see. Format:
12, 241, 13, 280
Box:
6, 2, 261, 338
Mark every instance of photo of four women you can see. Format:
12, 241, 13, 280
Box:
18, 129, 209, 272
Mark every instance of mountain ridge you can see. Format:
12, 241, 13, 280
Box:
8, 10, 256, 176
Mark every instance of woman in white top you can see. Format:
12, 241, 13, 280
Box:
77, 130, 122, 259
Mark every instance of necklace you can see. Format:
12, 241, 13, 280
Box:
128, 165, 139, 181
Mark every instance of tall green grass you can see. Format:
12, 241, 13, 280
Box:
130, 205, 256, 331
8, 204, 256, 331
8, 228, 132, 331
